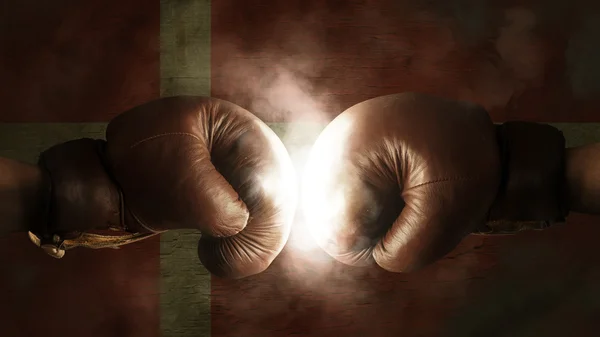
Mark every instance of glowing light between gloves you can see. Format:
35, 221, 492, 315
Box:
301, 116, 353, 253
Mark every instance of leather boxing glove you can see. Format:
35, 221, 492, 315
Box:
16, 96, 297, 279
302, 92, 567, 273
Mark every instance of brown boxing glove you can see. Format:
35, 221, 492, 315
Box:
22, 96, 297, 279
302, 92, 568, 273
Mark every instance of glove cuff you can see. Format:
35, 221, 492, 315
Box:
488, 122, 568, 223
30, 139, 127, 257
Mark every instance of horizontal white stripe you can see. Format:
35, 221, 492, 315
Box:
1, 120, 599, 337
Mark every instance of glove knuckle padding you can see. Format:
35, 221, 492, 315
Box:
304, 93, 502, 273
105, 97, 296, 278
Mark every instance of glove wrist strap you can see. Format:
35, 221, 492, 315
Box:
483, 122, 568, 233
28, 138, 161, 258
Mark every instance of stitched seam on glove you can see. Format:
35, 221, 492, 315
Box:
405, 176, 483, 191
110, 134, 201, 233
128, 209, 161, 233
129, 132, 201, 149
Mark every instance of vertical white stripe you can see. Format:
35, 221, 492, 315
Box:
159, 0, 211, 336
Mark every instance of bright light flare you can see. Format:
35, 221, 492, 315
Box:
300, 117, 353, 252
257, 118, 354, 258
257, 122, 298, 224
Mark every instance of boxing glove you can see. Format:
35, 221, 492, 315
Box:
302, 92, 567, 273
21, 96, 297, 279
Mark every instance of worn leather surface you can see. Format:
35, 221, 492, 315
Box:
36, 96, 297, 279
38, 139, 123, 235
303, 92, 567, 273
210, 1, 600, 336
108, 96, 298, 278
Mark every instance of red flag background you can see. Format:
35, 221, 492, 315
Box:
3, 0, 600, 336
